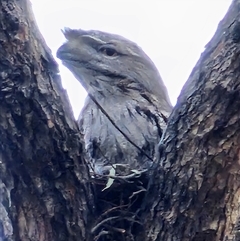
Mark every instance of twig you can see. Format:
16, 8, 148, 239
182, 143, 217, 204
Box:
104, 224, 126, 233
129, 187, 146, 200
94, 230, 109, 241
91, 216, 120, 234
95, 169, 148, 180
100, 205, 127, 217
95, 205, 128, 224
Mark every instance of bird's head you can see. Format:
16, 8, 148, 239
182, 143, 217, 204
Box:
57, 28, 171, 109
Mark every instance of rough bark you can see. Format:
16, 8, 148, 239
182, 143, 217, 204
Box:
144, 2, 240, 240
0, 1, 94, 241
0, 0, 240, 241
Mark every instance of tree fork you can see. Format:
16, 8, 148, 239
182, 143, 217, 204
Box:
0, 0, 240, 241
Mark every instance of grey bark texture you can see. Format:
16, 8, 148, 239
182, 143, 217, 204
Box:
1, 0, 240, 241
0, 1, 94, 241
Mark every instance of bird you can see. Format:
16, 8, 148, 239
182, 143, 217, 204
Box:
57, 28, 172, 177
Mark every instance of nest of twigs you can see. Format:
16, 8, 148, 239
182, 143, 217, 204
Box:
90, 166, 151, 241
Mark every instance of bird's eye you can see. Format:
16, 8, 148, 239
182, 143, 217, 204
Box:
100, 47, 118, 57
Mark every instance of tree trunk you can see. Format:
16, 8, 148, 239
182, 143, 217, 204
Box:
145, 3, 240, 240
0, 0, 240, 241
0, 1, 94, 241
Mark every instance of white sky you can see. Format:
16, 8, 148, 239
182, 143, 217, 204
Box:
31, 0, 231, 118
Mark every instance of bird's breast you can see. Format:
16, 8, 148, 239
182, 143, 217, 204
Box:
78, 95, 167, 174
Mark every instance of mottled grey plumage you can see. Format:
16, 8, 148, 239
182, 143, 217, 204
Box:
57, 28, 172, 175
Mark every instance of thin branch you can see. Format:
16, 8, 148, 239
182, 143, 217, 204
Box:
91, 216, 120, 234
94, 230, 109, 241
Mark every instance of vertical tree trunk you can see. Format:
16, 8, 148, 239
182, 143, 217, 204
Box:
144, 2, 240, 240
0, 1, 94, 241
1, 0, 240, 241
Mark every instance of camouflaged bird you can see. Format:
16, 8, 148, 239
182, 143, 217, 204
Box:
57, 28, 172, 176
